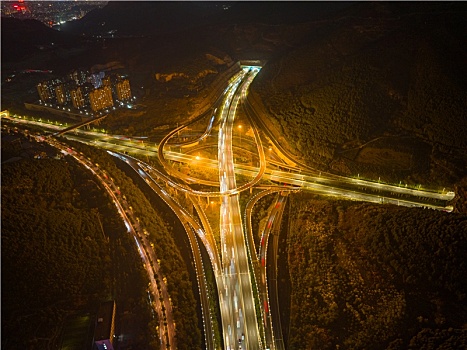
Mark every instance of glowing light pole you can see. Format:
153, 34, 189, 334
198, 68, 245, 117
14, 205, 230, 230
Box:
238, 124, 243, 145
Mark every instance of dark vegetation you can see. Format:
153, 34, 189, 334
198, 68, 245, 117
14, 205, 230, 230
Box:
198, 236, 223, 349
1, 134, 151, 349
1, 17, 81, 62
286, 193, 467, 349
64, 139, 202, 350
3, 3, 464, 189
250, 191, 276, 247
60, 2, 227, 38
58, 2, 351, 41
1, 2, 353, 139
250, 2, 467, 187
98, 49, 234, 137
3, 2, 467, 348
1, 131, 201, 349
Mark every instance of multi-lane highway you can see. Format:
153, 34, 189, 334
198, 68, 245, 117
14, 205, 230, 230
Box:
110, 152, 220, 350
4, 113, 453, 199
217, 68, 262, 349
1, 62, 457, 350
263, 194, 288, 350
4, 112, 453, 206
40, 137, 175, 349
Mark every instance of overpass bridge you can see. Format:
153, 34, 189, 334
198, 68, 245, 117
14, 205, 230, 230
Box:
53, 114, 108, 136
239, 60, 266, 68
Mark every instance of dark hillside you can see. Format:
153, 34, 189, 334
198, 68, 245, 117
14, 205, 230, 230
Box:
220, 1, 353, 25
286, 194, 467, 349
60, 1, 226, 37
2, 2, 465, 188
1, 17, 80, 62
249, 1, 467, 186
60, 1, 353, 37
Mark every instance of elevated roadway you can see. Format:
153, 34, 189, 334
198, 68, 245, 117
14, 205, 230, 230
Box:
53, 114, 108, 136
110, 152, 220, 350
2, 63, 458, 350
217, 68, 262, 349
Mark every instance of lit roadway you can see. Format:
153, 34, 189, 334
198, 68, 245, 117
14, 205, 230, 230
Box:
243, 189, 294, 350
41, 137, 174, 350
3, 107, 455, 350
110, 152, 220, 350
4, 113, 453, 209
262, 194, 288, 350
38, 128, 453, 211
2, 65, 456, 350
217, 68, 262, 349
3, 113, 453, 207
156, 69, 267, 198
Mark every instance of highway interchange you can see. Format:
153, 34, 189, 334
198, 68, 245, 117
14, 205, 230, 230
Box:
1, 64, 455, 350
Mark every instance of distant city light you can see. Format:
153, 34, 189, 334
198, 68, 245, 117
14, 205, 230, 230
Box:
1, 1, 108, 27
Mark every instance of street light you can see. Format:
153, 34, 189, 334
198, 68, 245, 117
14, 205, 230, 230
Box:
238, 124, 242, 144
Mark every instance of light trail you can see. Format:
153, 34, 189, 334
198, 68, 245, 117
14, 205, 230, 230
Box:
1, 62, 458, 350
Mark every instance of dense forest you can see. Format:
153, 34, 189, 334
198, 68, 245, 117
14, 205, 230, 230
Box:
286, 193, 467, 349
64, 139, 202, 350
250, 2, 467, 186
1, 135, 151, 349
1, 132, 202, 349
